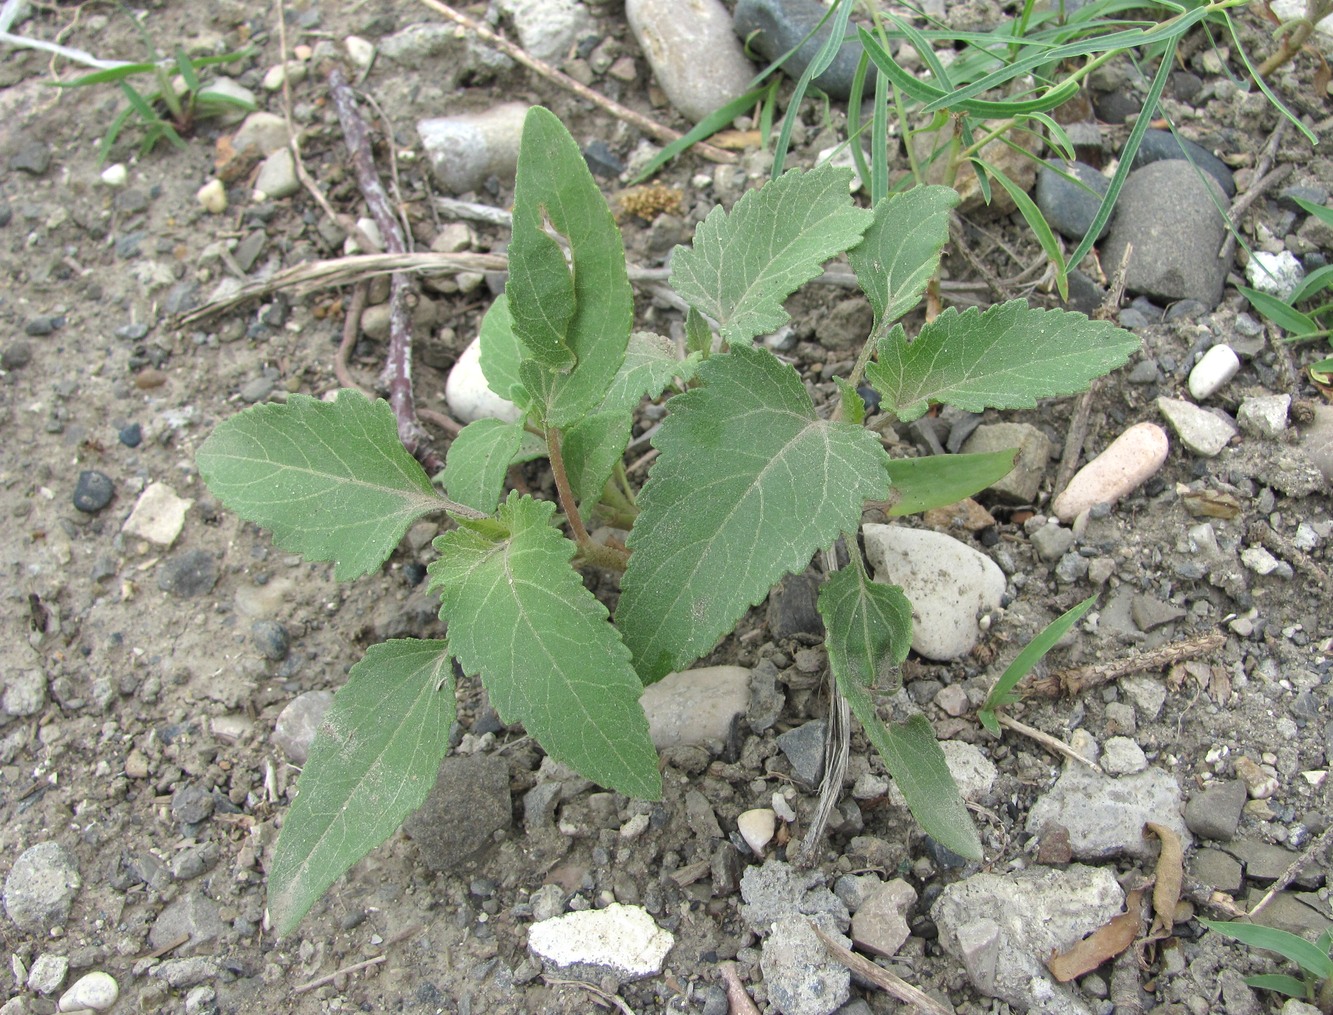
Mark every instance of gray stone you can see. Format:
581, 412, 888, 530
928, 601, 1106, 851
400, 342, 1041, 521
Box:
1030, 522, 1075, 562
767, 573, 824, 640
733, 0, 873, 100
231, 112, 289, 156
1190, 847, 1243, 893
418, 103, 528, 193
740, 860, 849, 933
3, 670, 47, 717
3, 842, 81, 935
777, 720, 826, 788
27, 953, 67, 995
861, 524, 1006, 661
149, 957, 220, 989
523, 781, 563, 830
1224, 839, 1320, 887
403, 754, 512, 870
250, 619, 289, 661
1102, 161, 1230, 307
272, 690, 334, 766
1157, 396, 1237, 457
760, 918, 850, 1015
1036, 161, 1111, 241
640, 665, 750, 751
1099, 737, 1147, 775
1238, 393, 1291, 438
1130, 129, 1235, 197
238, 376, 275, 403
747, 662, 785, 733
73, 470, 114, 513
2, 341, 32, 370
1026, 733, 1191, 860
156, 550, 219, 598
150, 891, 226, 955
495, 0, 594, 63
253, 148, 298, 200
1244, 889, 1333, 938
850, 879, 915, 958
933, 864, 1123, 1015
960, 422, 1054, 503
684, 789, 723, 840
626, 0, 755, 123
57, 971, 118, 1012
171, 782, 215, 826
10, 140, 51, 175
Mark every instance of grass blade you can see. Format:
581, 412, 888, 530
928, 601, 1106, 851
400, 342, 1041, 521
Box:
979, 594, 1095, 731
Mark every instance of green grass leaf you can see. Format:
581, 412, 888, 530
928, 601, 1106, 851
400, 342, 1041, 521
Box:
1242, 974, 1312, 999
508, 107, 632, 426
1288, 264, 1333, 307
268, 639, 455, 936
882, 450, 1018, 517
441, 418, 524, 515
1293, 196, 1333, 230
848, 185, 958, 330
599, 332, 701, 416
985, 157, 1068, 301
196, 391, 444, 580
849, 700, 982, 861
618, 345, 890, 682
867, 301, 1139, 422
562, 411, 632, 515
429, 494, 660, 799
670, 164, 873, 346
1200, 920, 1333, 981
979, 594, 1095, 733
1239, 285, 1319, 337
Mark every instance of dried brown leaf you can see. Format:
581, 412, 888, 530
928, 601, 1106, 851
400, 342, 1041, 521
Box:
1145, 822, 1184, 936
1047, 889, 1144, 982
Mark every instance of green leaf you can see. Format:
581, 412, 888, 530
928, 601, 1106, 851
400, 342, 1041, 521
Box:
1289, 264, 1333, 306
599, 332, 701, 416
867, 301, 1139, 422
477, 295, 531, 408
1293, 196, 1333, 230
562, 411, 632, 514
986, 158, 1068, 301
1200, 920, 1333, 981
979, 594, 1096, 733
882, 450, 1017, 517
670, 165, 873, 346
848, 185, 959, 330
197, 391, 443, 580
835, 379, 865, 425
618, 345, 890, 682
819, 564, 912, 688
685, 307, 713, 359
428, 493, 660, 799
1238, 286, 1319, 336
846, 701, 982, 860
441, 418, 524, 515
508, 107, 632, 426
1242, 974, 1311, 999
268, 639, 455, 936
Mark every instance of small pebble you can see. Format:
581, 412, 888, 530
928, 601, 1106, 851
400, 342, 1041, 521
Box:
157, 550, 219, 598
253, 148, 299, 201
251, 619, 290, 661
445, 335, 523, 424
100, 163, 128, 188
119, 422, 143, 447
73, 470, 115, 513
3, 340, 33, 370
1052, 422, 1169, 522
1157, 397, 1237, 457
1234, 755, 1280, 799
197, 178, 228, 214
1237, 393, 1290, 437
59, 971, 119, 1012
273, 690, 335, 765
1245, 250, 1304, 300
737, 808, 777, 855
121, 482, 192, 547
27, 952, 69, 995
1187, 344, 1239, 400
345, 35, 376, 69
25, 315, 61, 336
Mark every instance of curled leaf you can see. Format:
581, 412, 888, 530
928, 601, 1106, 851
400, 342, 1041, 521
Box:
1047, 888, 1144, 983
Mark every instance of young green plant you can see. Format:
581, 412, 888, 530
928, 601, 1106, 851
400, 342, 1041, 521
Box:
1200, 920, 1333, 1012
198, 107, 1139, 935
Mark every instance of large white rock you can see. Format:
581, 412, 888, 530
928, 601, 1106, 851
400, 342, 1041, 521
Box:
1187, 343, 1240, 401
639, 665, 750, 750
625, 0, 755, 123
528, 903, 674, 981
861, 525, 1005, 661
59, 971, 119, 1012
444, 334, 523, 424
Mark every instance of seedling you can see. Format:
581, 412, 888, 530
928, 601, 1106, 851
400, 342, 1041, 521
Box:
51, 13, 253, 163
198, 107, 1139, 934
1201, 919, 1333, 1012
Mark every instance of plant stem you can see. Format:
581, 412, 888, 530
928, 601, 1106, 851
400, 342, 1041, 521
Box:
545, 426, 592, 547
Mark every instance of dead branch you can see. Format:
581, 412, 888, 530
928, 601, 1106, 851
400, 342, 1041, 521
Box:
1022, 632, 1225, 699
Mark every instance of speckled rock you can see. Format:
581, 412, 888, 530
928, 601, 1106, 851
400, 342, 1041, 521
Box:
1157, 396, 1237, 457
627, 0, 755, 123
640, 665, 750, 750
4, 842, 81, 935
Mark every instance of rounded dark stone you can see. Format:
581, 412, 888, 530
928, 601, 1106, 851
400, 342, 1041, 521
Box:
157, 550, 219, 598
2, 341, 33, 370
73, 470, 115, 513
118, 422, 142, 448
582, 140, 623, 179
170, 782, 215, 826
734, 0, 873, 100
24, 315, 61, 336
251, 619, 290, 662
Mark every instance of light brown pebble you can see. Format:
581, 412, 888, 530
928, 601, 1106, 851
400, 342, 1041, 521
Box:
1052, 422, 1169, 523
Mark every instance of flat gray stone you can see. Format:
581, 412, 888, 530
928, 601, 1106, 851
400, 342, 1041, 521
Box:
418, 103, 528, 194
641, 665, 750, 751
1130, 129, 1235, 197
403, 754, 512, 869
1184, 779, 1247, 841
1157, 396, 1237, 457
1191, 847, 1243, 893
4, 842, 81, 935
850, 879, 915, 958
733, 0, 871, 100
149, 891, 225, 955
626, 0, 754, 123
960, 422, 1054, 503
776, 720, 826, 788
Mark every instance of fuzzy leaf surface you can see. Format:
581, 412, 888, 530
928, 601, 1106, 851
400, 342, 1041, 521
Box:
818, 564, 913, 689
847, 700, 982, 861
670, 165, 873, 345
618, 345, 890, 682
428, 494, 660, 799
477, 295, 531, 409
882, 450, 1017, 517
867, 301, 1139, 422
441, 418, 524, 515
849, 185, 958, 328
196, 391, 441, 580
268, 639, 455, 936
562, 411, 632, 515
508, 107, 632, 426
599, 332, 701, 416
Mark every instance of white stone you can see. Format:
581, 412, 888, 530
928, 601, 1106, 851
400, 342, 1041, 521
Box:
528, 903, 673, 981
99, 163, 128, 188
737, 808, 777, 855
418, 103, 529, 193
1237, 393, 1290, 437
639, 665, 750, 750
59, 971, 119, 1012
1241, 545, 1291, 578
444, 334, 523, 424
1157, 397, 1238, 457
495, 0, 595, 62
1100, 736, 1147, 776
1052, 422, 1169, 522
232, 111, 290, 156
196, 178, 227, 215
121, 482, 193, 547
1187, 344, 1240, 400
253, 148, 299, 201
861, 525, 1006, 661
261, 60, 306, 91
27, 952, 68, 995
1246, 249, 1304, 300
625, 0, 755, 123
345, 35, 376, 69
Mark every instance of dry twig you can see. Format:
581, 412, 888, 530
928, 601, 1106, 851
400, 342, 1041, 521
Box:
1022, 631, 1225, 699
995, 712, 1101, 771
718, 961, 762, 1015
811, 923, 954, 1015
414, 0, 736, 165
334, 280, 372, 395
293, 954, 386, 995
